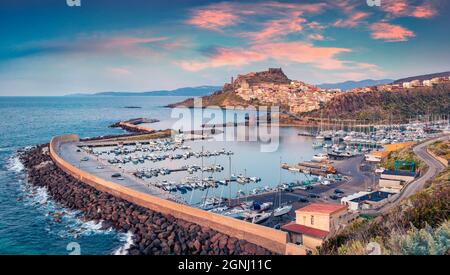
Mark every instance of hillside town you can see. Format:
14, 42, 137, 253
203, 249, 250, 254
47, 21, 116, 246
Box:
229, 68, 450, 115
347, 75, 450, 94
232, 68, 341, 113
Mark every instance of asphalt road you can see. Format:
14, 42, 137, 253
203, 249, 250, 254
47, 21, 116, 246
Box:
365, 134, 448, 214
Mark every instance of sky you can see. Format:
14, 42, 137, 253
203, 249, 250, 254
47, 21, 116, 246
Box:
0, 0, 449, 96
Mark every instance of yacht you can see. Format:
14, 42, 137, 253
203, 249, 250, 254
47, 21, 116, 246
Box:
251, 212, 272, 224
273, 205, 292, 217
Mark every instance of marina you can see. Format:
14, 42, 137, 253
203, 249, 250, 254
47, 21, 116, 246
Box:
67, 117, 447, 228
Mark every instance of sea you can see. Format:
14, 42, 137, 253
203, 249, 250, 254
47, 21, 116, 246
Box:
0, 96, 317, 255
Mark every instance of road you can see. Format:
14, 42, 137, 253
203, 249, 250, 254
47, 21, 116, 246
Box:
364, 134, 448, 214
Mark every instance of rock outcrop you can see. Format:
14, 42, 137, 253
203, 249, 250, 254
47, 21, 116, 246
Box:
19, 145, 274, 255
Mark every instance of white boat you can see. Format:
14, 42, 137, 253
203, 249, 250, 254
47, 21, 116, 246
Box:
312, 142, 323, 149
273, 205, 292, 217
312, 153, 328, 162
258, 202, 273, 211
251, 212, 272, 224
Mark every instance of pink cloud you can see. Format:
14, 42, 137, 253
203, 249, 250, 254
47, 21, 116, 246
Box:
307, 21, 326, 30
186, 1, 326, 32
186, 6, 240, 31
333, 11, 369, 28
244, 12, 306, 41
411, 3, 438, 18
176, 48, 266, 72
177, 42, 351, 71
255, 41, 351, 70
382, 0, 438, 18
308, 33, 325, 41
370, 22, 415, 42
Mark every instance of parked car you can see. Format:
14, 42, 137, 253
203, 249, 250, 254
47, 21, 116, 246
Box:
285, 187, 294, 192
329, 195, 339, 200
308, 193, 320, 198
334, 189, 344, 194
111, 173, 122, 178
297, 196, 309, 203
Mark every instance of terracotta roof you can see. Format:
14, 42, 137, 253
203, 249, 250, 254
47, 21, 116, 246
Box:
296, 203, 347, 215
281, 222, 329, 238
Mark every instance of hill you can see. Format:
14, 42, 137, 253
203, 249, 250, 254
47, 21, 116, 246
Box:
317, 79, 394, 90
394, 71, 450, 84
66, 86, 222, 97
307, 83, 450, 122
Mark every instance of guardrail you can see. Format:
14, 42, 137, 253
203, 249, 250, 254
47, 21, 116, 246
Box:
49, 134, 298, 255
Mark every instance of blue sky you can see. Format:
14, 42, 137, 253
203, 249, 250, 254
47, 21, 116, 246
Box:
0, 0, 449, 95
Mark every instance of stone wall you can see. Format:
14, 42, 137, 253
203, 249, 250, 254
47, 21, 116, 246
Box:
49, 134, 296, 255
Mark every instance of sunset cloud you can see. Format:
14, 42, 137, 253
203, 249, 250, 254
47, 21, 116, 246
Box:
333, 11, 369, 28
186, 1, 326, 33
244, 12, 306, 41
176, 48, 266, 72
177, 42, 351, 71
370, 22, 415, 42
382, 0, 438, 19
186, 4, 240, 31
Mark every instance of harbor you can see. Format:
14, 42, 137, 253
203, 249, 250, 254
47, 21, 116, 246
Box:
60, 117, 448, 230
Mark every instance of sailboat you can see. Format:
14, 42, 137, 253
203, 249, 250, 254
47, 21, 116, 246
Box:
273, 205, 292, 217
273, 157, 293, 217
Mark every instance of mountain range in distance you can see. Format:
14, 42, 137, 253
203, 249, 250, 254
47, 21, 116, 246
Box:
317, 79, 394, 90
66, 85, 222, 97
67, 71, 449, 97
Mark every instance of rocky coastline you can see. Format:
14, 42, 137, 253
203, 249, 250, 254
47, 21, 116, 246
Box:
18, 144, 274, 255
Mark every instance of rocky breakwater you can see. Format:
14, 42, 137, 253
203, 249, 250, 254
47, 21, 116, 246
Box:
19, 145, 274, 255
110, 118, 159, 134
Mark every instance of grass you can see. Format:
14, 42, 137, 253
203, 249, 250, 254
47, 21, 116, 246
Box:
381, 145, 426, 172
428, 140, 450, 163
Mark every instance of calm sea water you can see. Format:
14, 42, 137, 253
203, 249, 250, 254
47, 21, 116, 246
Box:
0, 96, 317, 255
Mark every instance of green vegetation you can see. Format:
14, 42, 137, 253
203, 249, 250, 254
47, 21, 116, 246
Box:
309, 83, 450, 123
319, 168, 450, 254
428, 140, 450, 163
381, 145, 426, 172
319, 141, 450, 255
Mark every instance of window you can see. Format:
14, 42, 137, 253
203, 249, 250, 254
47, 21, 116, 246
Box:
311, 215, 314, 225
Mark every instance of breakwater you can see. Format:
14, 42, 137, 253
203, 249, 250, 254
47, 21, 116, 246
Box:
110, 118, 157, 134
19, 144, 275, 255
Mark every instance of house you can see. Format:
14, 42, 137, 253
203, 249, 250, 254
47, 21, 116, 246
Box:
403, 82, 411, 88
281, 203, 348, 250
341, 191, 397, 210
381, 169, 416, 183
423, 80, 432, 87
